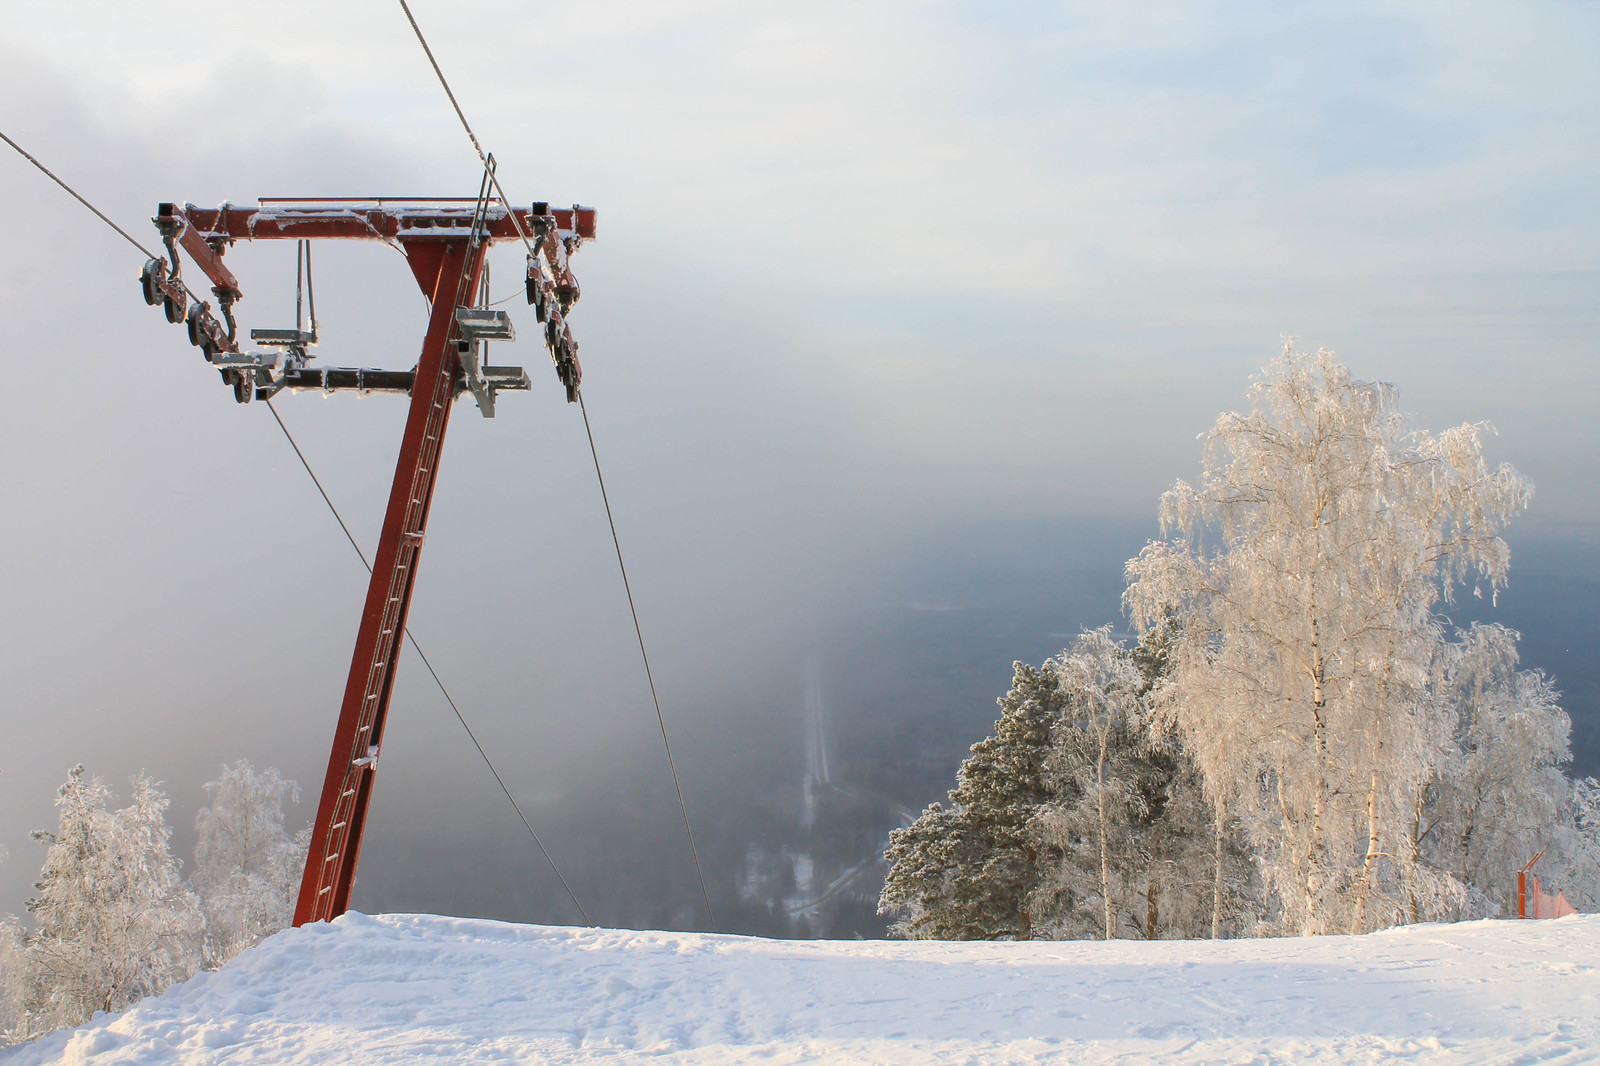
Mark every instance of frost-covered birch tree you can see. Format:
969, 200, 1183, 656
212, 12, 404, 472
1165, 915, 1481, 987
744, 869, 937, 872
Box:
1552, 776, 1600, 912
1041, 629, 1145, 939
23, 767, 203, 1034
1125, 344, 1531, 935
1030, 629, 1177, 939
193, 761, 307, 967
1032, 627, 1251, 940
1417, 624, 1570, 918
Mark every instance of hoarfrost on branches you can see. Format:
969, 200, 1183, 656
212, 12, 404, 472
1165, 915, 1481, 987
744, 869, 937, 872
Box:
889, 344, 1590, 940
21, 766, 203, 1036
1553, 776, 1600, 911
0, 760, 309, 1048
193, 760, 308, 967
1030, 630, 1147, 940
1029, 628, 1238, 941
881, 629, 1245, 940
0, 848, 23, 1047
1418, 624, 1571, 918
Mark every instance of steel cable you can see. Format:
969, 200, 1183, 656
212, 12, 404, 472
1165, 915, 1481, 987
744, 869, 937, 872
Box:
577, 391, 717, 931
0, 129, 160, 260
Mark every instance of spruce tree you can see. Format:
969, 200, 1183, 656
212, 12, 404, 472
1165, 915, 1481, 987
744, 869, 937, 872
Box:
880, 662, 1062, 939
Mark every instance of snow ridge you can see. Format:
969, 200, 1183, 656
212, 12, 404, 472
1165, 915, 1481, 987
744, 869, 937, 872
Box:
5, 912, 1597, 1065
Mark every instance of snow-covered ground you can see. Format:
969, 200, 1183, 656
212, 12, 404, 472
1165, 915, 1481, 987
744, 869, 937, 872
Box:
6, 912, 1597, 1065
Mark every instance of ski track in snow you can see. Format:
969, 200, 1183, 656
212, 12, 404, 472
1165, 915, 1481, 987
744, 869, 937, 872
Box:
5, 912, 1598, 1065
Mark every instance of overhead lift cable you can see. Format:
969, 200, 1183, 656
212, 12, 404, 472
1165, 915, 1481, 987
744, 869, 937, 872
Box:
1, 130, 160, 261
1, 129, 209, 310
575, 392, 719, 931
397, 0, 537, 260
396, 0, 718, 930
1, 127, 592, 927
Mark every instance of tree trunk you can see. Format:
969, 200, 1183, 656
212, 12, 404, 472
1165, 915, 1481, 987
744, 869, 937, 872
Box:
1353, 767, 1381, 934
1096, 735, 1113, 941
1408, 786, 1425, 923
1307, 621, 1327, 935
1459, 814, 1477, 888
1212, 804, 1225, 939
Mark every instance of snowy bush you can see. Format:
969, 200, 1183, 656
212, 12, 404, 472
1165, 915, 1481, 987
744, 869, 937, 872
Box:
20, 766, 204, 1036
192, 761, 307, 967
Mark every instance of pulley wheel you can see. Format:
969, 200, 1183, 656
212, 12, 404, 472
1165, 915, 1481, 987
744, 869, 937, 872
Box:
140, 261, 161, 306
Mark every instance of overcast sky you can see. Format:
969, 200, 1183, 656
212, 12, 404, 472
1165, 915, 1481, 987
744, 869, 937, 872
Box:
1, 1, 1596, 915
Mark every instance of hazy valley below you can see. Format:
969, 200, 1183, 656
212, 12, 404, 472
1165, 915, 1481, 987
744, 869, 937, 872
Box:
350, 516, 1600, 938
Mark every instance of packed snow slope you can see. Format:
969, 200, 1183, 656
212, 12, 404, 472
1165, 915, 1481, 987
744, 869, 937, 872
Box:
7, 912, 1598, 1065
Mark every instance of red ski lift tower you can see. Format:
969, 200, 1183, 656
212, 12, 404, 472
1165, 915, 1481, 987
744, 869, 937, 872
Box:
138, 174, 596, 925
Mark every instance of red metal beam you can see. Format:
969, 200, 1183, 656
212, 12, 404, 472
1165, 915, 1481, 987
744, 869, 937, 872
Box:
155, 203, 243, 293
291, 235, 485, 926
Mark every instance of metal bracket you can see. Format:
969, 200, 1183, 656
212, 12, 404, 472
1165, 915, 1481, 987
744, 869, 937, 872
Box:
454, 307, 516, 417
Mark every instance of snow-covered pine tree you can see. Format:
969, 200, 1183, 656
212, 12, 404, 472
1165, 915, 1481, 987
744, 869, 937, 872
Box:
879, 662, 1062, 939
193, 761, 307, 967
1126, 344, 1532, 935
875, 802, 968, 937
24, 767, 203, 1033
